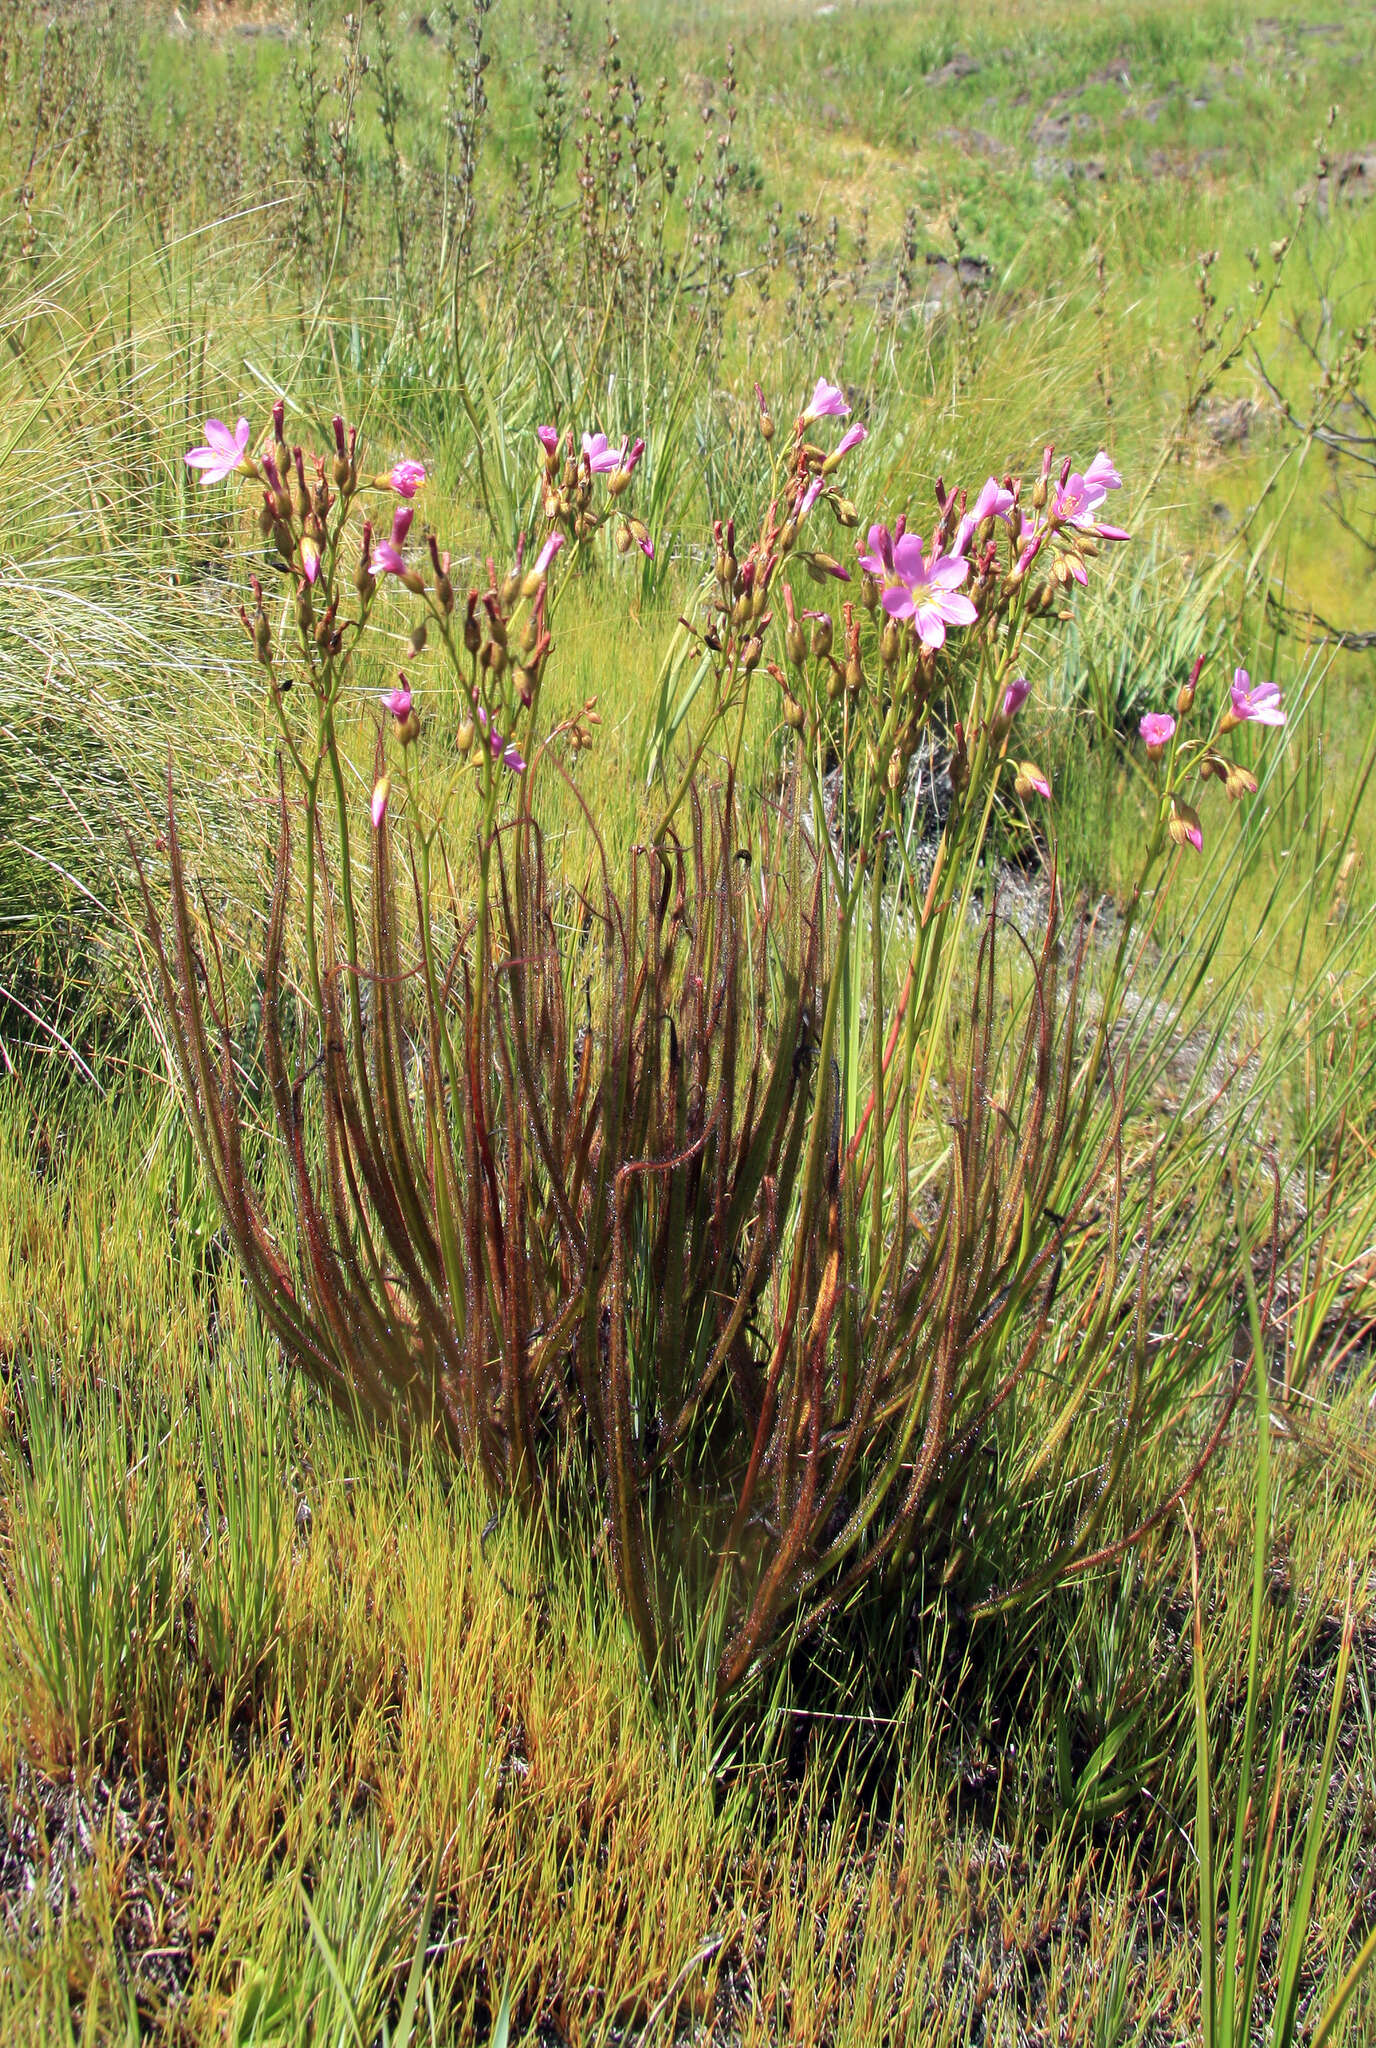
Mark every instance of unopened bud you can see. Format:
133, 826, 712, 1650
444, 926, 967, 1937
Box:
1177, 682, 1196, 716
409, 619, 428, 656
1169, 799, 1203, 852
456, 717, 475, 754
887, 749, 904, 793
1013, 760, 1050, 802
253, 614, 271, 663
782, 692, 805, 730
786, 617, 806, 666
860, 572, 880, 612
396, 709, 420, 747
615, 522, 634, 554
880, 618, 903, 669
831, 497, 859, 528
810, 615, 833, 660
482, 640, 508, 678
760, 410, 775, 442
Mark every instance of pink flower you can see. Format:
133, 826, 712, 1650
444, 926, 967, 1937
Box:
389, 460, 427, 498
369, 505, 414, 578
382, 678, 413, 720
1229, 669, 1285, 727
533, 531, 564, 577
582, 431, 621, 474
857, 522, 895, 577
879, 534, 978, 649
955, 476, 1015, 557
371, 775, 391, 829
1053, 450, 1128, 538
1001, 677, 1031, 720
831, 422, 866, 462
801, 378, 849, 423
475, 704, 526, 774
622, 436, 646, 475
1139, 711, 1176, 756
185, 417, 252, 485
536, 425, 559, 458
1015, 761, 1051, 801
299, 535, 321, 585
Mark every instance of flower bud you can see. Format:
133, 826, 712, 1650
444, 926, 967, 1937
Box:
1169, 799, 1203, 852
1224, 762, 1258, 801
880, 618, 903, 669
1013, 760, 1051, 801
397, 709, 420, 747
464, 599, 482, 656
809, 613, 833, 660
860, 572, 880, 613
482, 639, 508, 678
1177, 681, 1196, 716
457, 717, 475, 754
831, 497, 859, 528
409, 618, 428, 656
782, 692, 805, 730
253, 613, 272, 664
740, 634, 762, 672
887, 749, 904, 793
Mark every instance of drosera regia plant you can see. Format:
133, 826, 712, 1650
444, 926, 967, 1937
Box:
135, 378, 1291, 1698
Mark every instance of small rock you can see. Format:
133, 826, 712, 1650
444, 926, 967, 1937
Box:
925, 54, 981, 88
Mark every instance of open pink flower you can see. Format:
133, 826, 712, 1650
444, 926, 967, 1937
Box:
382, 678, 413, 721
582, 431, 621, 474
369, 505, 414, 578
1139, 711, 1176, 756
1229, 669, 1285, 727
879, 534, 978, 649
801, 378, 849, 423
536, 424, 559, 459
389, 460, 427, 498
955, 476, 1015, 557
185, 417, 252, 485
1053, 450, 1128, 538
